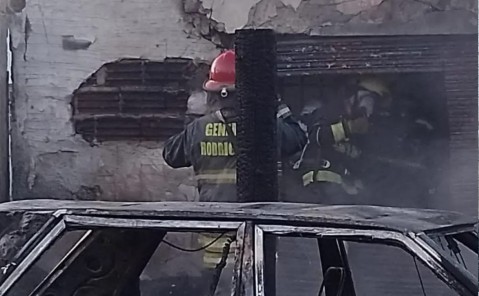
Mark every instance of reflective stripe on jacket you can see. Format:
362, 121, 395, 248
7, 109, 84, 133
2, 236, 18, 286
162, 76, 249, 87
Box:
198, 232, 236, 269
302, 170, 363, 195
196, 169, 236, 185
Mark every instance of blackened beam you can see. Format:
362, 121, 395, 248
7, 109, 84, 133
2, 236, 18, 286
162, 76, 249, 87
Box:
235, 29, 278, 203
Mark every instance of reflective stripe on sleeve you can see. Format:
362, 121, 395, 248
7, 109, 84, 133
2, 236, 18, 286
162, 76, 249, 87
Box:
316, 170, 342, 184
331, 122, 347, 143
277, 104, 292, 119
302, 170, 343, 186
302, 171, 315, 186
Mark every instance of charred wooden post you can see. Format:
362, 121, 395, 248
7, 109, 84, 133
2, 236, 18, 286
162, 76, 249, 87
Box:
235, 28, 278, 203
235, 28, 277, 296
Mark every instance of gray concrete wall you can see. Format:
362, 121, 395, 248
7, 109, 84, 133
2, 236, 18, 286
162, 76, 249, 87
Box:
8, 0, 219, 201
7, 0, 478, 202
0, 0, 9, 202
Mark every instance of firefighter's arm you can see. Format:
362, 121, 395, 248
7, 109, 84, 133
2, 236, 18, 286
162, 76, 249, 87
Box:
277, 104, 307, 156
312, 116, 369, 146
162, 130, 192, 168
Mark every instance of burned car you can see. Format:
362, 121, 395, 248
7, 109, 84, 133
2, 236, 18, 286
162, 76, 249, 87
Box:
0, 200, 476, 296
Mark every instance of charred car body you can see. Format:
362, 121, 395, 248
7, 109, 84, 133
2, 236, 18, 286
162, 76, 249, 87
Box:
0, 200, 476, 296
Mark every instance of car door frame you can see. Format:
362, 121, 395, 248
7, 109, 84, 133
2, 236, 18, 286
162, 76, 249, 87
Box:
0, 212, 252, 296
253, 224, 475, 296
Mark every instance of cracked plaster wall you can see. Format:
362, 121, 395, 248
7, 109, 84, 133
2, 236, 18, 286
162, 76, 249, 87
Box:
8, 0, 220, 201
197, 0, 477, 35
8, 0, 477, 201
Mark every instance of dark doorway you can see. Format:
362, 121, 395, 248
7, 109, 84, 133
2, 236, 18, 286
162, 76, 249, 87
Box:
279, 72, 450, 209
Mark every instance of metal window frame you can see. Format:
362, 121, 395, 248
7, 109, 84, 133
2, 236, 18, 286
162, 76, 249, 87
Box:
233, 222, 255, 296
254, 225, 473, 296
64, 214, 244, 230
412, 232, 477, 292
3, 215, 475, 296
254, 225, 265, 296
1, 214, 248, 296
424, 224, 477, 236
0, 220, 66, 295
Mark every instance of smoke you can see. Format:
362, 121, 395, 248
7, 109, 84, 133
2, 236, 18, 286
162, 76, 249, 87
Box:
279, 72, 464, 212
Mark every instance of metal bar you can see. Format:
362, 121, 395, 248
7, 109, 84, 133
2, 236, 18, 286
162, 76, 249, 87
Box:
259, 225, 378, 237
423, 224, 477, 236
28, 230, 94, 295
317, 238, 344, 295
64, 215, 243, 230
6, 216, 59, 270
232, 223, 246, 296
336, 240, 356, 296
68, 230, 93, 253
0, 220, 66, 295
254, 226, 264, 296
239, 222, 255, 296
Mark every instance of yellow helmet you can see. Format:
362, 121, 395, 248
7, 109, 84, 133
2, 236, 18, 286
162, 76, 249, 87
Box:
358, 76, 392, 108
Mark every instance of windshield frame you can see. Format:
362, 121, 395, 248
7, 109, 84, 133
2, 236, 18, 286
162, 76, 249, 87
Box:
414, 226, 477, 294
0, 214, 248, 296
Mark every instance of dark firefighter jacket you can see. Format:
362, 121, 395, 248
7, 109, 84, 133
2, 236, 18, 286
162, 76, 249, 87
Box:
163, 105, 307, 202
288, 94, 371, 205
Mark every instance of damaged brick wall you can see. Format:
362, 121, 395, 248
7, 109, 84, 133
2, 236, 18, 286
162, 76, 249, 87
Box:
7, 0, 478, 202
73, 58, 209, 143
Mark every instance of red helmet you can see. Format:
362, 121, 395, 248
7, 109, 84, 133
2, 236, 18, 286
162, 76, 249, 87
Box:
203, 50, 235, 97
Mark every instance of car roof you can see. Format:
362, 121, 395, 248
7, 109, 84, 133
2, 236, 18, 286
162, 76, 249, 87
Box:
0, 199, 475, 234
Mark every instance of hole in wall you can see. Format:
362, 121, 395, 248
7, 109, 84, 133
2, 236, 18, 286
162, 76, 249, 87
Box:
72, 58, 209, 144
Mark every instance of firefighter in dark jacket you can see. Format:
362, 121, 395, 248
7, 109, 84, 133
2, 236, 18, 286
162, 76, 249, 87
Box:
291, 76, 392, 205
162, 49, 306, 294
163, 50, 306, 202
